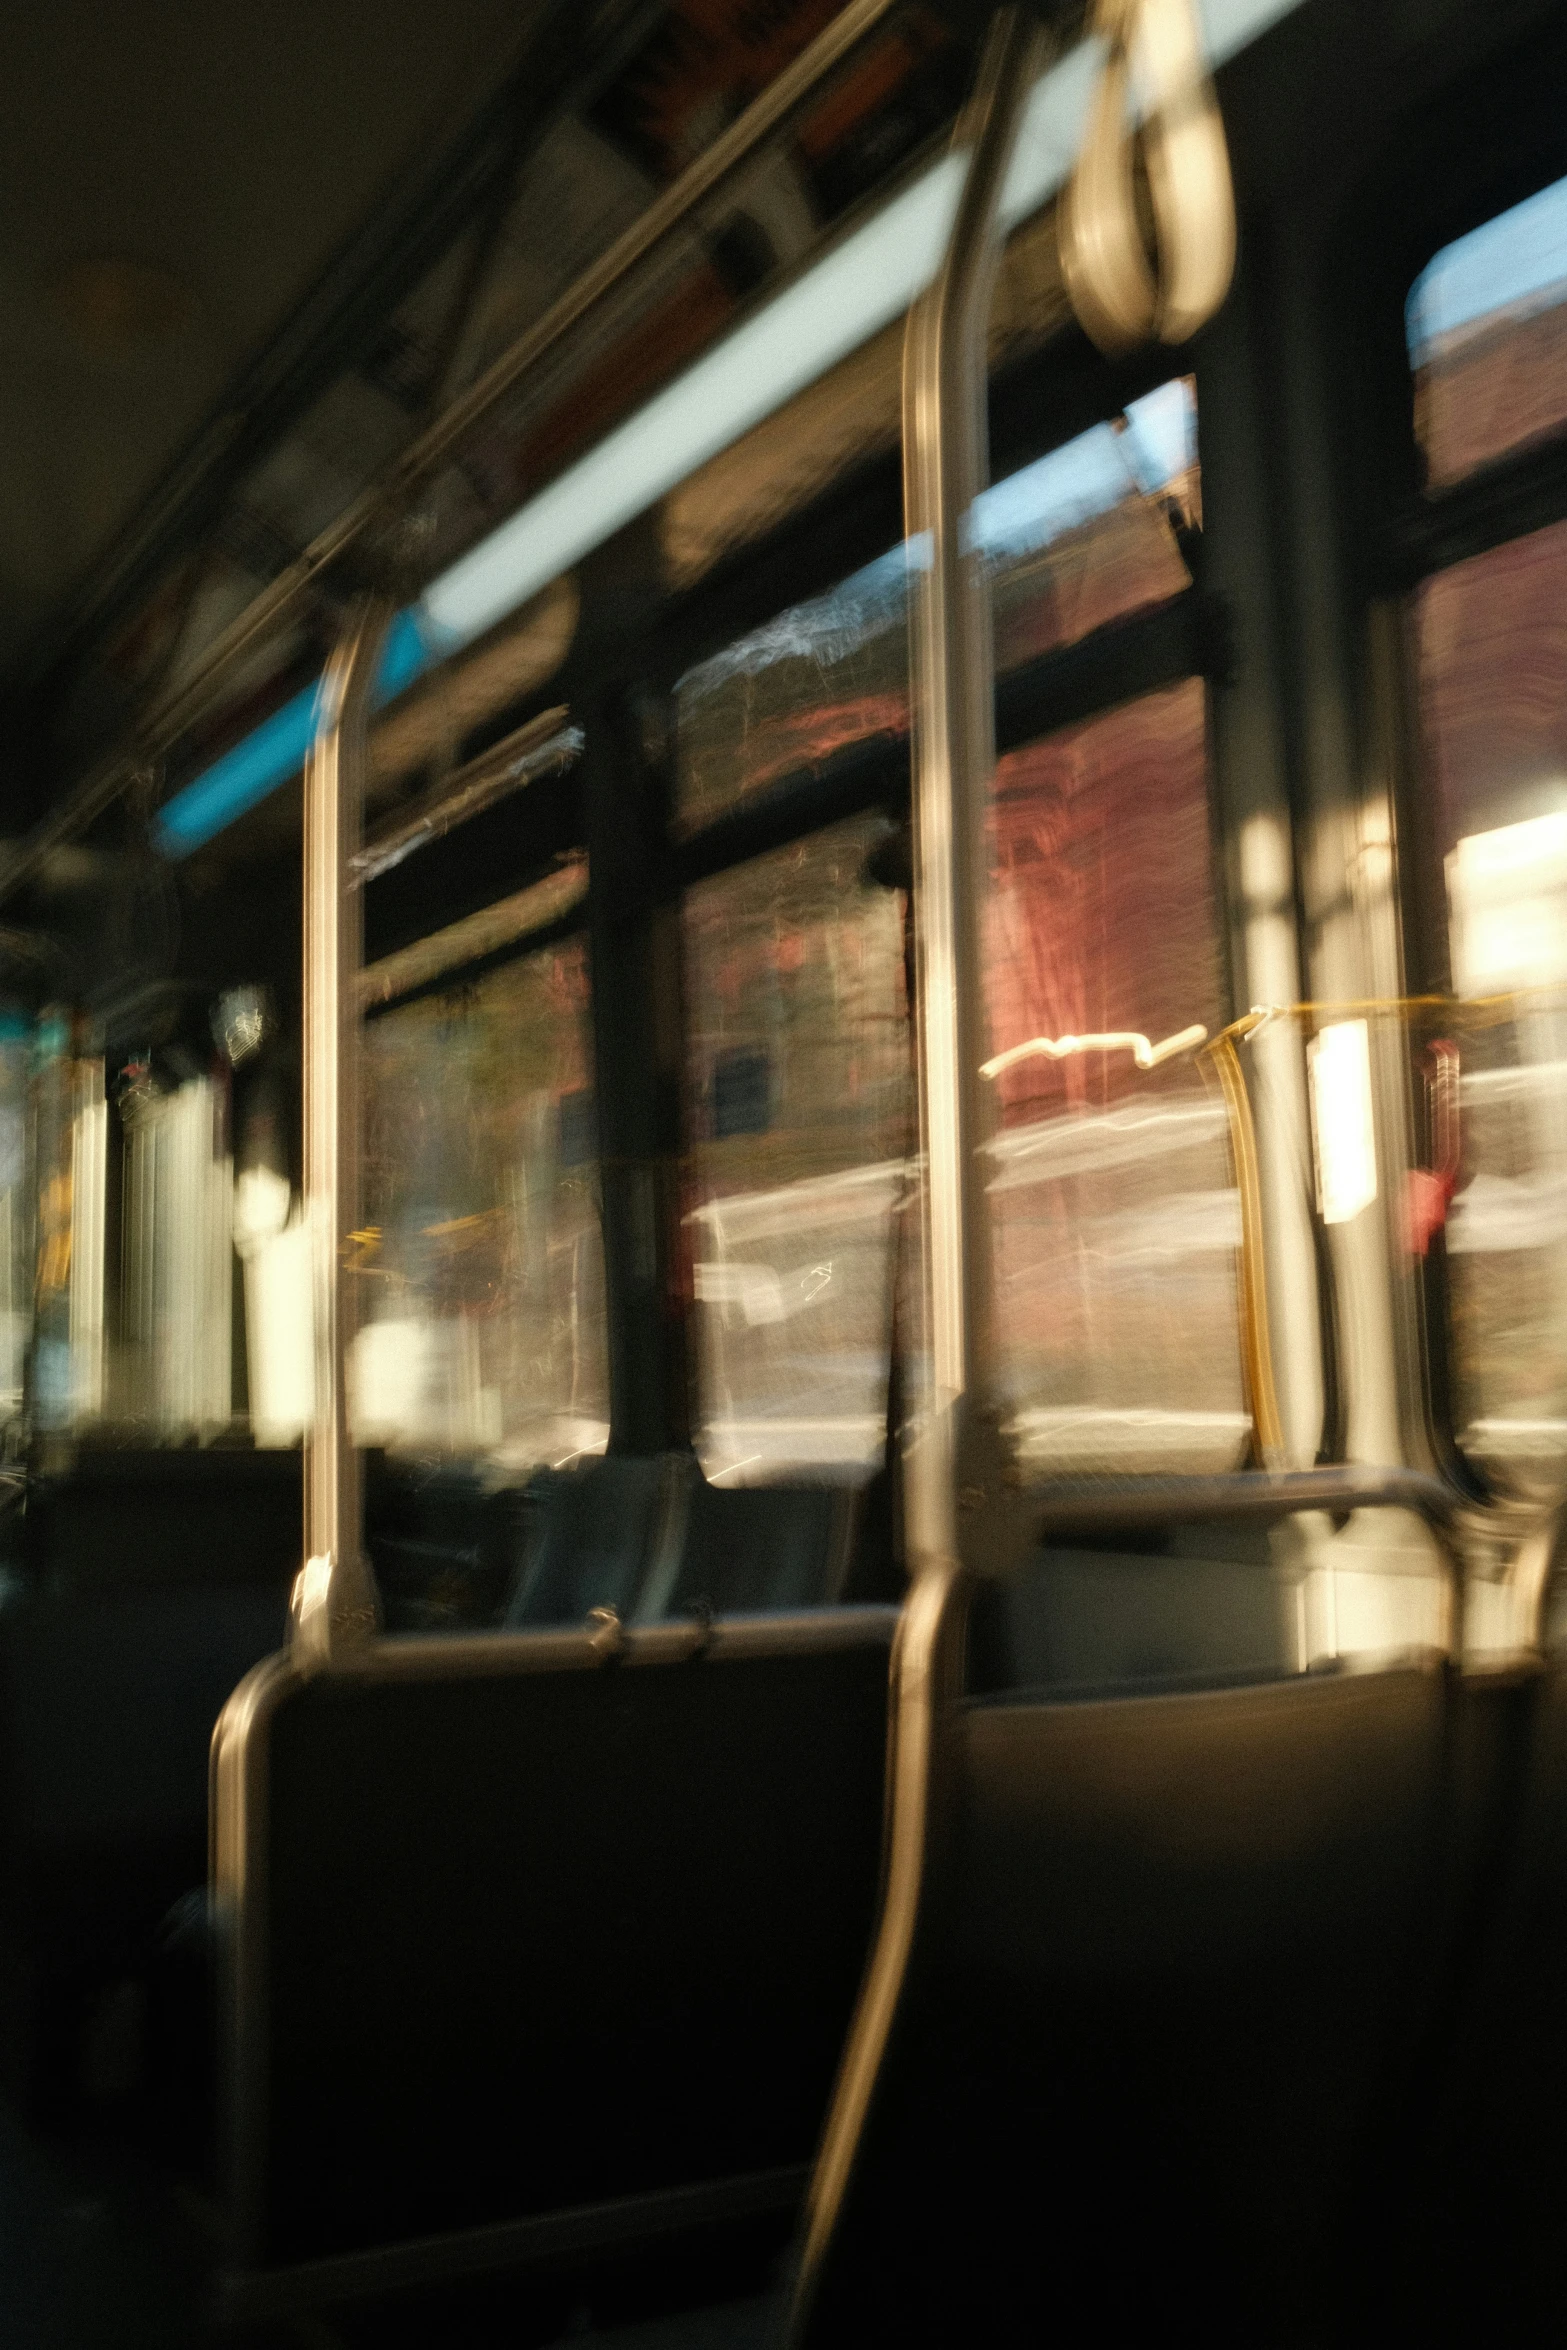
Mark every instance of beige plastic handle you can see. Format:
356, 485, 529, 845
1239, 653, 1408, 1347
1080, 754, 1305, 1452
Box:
1060, 0, 1236, 354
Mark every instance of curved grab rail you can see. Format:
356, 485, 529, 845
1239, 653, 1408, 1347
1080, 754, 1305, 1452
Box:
791, 15, 1048, 2334
900, 4, 1050, 1571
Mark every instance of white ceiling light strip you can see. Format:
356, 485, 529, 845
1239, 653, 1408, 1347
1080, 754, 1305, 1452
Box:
420, 0, 1298, 655
159, 0, 1301, 856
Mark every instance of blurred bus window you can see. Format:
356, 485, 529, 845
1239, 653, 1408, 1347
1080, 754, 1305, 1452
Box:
1408, 171, 1567, 492
0, 1015, 31, 1429
674, 378, 1197, 833
117, 1073, 234, 1438
983, 372, 1196, 671
33, 1021, 107, 1435
683, 815, 912, 1482
984, 679, 1248, 1475
358, 932, 608, 1469
1415, 518, 1567, 1491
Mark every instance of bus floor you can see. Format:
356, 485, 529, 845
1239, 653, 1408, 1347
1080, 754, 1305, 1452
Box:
0, 2094, 263, 2350
0, 2086, 784, 2350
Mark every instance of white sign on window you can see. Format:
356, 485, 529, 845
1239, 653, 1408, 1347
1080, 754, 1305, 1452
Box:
1309, 1019, 1378, 1226
1447, 811, 1567, 998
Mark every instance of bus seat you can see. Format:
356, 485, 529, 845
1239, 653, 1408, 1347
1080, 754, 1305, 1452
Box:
792, 1477, 1478, 2348
0, 1449, 298, 2105
502, 1453, 687, 1626
18, 1447, 301, 1599
211, 1607, 895, 2319
797, 1654, 1452, 2345
1383, 1647, 1567, 2340
657, 1480, 863, 1618
967, 1532, 1302, 1696
366, 1456, 513, 1631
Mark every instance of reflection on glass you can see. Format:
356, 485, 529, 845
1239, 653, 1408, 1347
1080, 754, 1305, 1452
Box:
359, 934, 607, 1467
683, 816, 911, 1481
675, 378, 1197, 832
1418, 535, 1567, 1480
117, 1074, 234, 1436
234, 1165, 311, 1449
982, 373, 1196, 672
984, 680, 1247, 1473
677, 545, 909, 833
1417, 525, 1567, 1484
1408, 171, 1567, 491
0, 1017, 30, 1428
32, 1019, 106, 1433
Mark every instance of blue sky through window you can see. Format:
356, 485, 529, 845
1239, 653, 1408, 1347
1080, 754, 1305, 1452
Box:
1408, 172, 1567, 366
680, 378, 1197, 699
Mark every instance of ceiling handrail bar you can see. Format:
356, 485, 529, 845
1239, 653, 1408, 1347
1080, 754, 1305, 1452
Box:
147, 0, 911, 743
0, 0, 911, 910
289, 600, 392, 1670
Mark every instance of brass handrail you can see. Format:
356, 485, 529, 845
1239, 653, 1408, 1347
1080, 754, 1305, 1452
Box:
977, 1017, 1285, 1466
1203, 1028, 1285, 1464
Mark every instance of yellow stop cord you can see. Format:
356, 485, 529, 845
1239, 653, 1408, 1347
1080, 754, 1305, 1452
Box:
1200, 1026, 1284, 1466
1198, 987, 1542, 1469
981, 989, 1553, 1471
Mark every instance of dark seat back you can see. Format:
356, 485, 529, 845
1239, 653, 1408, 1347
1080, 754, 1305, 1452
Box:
365, 1456, 511, 1631
659, 1481, 861, 1618
802, 1661, 1449, 2344
0, 1448, 299, 2100
966, 1526, 1302, 1697
505, 1459, 880, 1628
795, 1482, 1476, 2347
502, 1453, 683, 1626
213, 1607, 895, 2302
18, 1448, 301, 1598
1388, 1640, 1567, 2341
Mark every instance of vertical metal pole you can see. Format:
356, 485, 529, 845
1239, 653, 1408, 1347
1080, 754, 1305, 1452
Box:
792, 19, 1046, 2330
292, 601, 391, 1667
903, 4, 1045, 1574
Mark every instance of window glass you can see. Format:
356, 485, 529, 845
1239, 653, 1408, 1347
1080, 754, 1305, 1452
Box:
983, 678, 1248, 1474
683, 815, 911, 1481
15, 1031, 238, 1445
116, 1073, 234, 1436
0, 1018, 31, 1429
983, 373, 1196, 670
675, 378, 1197, 833
1415, 520, 1567, 1488
357, 933, 608, 1467
32, 1025, 107, 1434
1408, 172, 1567, 491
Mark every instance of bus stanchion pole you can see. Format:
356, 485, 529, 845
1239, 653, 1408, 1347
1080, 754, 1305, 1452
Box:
291, 599, 392, 1668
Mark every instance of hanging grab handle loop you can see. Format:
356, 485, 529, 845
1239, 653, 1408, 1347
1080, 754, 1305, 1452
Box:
1059, 0, 1236, 354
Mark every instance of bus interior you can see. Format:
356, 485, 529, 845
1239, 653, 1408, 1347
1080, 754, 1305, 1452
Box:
3, 0, 1567, 2342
